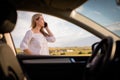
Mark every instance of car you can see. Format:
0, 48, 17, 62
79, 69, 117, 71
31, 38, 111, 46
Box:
0, 0, 120, 80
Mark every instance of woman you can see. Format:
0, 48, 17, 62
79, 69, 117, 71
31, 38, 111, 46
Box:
20, 13, 56, 55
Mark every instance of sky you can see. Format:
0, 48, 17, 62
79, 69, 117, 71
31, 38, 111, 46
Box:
77, 0, 120, 25
76, 0, 120, 36
11, 0, 120, 48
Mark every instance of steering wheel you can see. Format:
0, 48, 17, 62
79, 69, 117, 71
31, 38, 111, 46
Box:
83, 36, 114, 80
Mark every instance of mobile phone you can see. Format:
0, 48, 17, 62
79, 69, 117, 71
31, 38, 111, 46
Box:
44, 22, 47, 28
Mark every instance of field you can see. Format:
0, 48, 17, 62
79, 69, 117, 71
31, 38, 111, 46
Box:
16, 46, 92, 56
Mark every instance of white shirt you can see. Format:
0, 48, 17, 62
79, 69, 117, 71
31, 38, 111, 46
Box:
20, 30, 55, 55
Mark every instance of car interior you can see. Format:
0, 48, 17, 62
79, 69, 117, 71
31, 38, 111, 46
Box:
0, 0, 120, 80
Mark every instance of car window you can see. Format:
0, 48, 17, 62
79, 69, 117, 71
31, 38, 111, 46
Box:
11, 11, 101, 56
75, 0, 120, 37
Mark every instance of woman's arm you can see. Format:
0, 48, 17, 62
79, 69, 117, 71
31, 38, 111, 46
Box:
45, 27, 56, 42
45, 26, 54, 36
41, 22, 56, 42
23, 49, 32, 55
20, 30, 33, 55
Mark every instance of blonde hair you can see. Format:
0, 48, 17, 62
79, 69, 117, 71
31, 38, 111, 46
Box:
31, 13, 49, 36
31, 13, 42, 29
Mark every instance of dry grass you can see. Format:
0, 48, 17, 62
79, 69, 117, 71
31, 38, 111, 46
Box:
16, 46, 92, 56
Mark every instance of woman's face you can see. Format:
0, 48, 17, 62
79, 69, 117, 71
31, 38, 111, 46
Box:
35, 16, 44, 27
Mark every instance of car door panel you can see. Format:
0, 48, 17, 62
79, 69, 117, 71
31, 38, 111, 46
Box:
17, 55, 89, 80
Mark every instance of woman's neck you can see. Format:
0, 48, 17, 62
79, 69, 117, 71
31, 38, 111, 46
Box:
35, 26, 41, 30
32, 26, 41, 33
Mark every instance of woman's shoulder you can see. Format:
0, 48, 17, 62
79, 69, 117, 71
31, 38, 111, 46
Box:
25, 29, 33, 35
26, 29, 32, 33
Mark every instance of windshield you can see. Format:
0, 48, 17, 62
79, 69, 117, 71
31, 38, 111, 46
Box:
75, 0, 120, 37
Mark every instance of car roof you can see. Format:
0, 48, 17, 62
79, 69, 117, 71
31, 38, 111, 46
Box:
15, 0, 87, 23
16, 0, 87, 12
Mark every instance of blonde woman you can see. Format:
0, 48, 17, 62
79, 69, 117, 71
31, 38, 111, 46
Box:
20, 13, 56, 55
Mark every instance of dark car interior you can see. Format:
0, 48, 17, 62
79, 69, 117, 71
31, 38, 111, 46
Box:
0, 0, 120, 80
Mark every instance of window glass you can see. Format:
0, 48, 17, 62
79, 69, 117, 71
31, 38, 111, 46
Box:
11, 11, 101, 56
75, 0, 120, 37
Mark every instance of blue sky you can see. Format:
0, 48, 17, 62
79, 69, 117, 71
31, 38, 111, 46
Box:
76, 0, 120, 36
11, 0, 120, 48
77, 0, 120, 26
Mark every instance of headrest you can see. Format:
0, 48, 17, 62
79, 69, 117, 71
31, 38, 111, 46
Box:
0, 0, 17, 33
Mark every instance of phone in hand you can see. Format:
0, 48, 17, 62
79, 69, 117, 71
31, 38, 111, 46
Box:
44, 22, 47, 28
